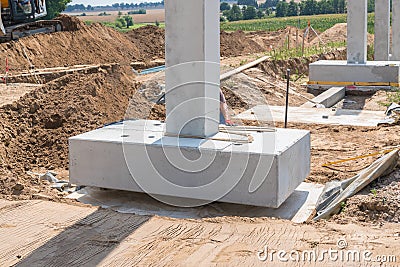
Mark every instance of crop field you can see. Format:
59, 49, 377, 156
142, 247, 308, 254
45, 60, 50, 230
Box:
65, 8, 165, 24
220, 13, 376, 33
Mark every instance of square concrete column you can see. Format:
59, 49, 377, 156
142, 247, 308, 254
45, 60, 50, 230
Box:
374, 0, 391, 61
393, 0, 400, 60
347, 0, 368, 64
165, 0, 220, 137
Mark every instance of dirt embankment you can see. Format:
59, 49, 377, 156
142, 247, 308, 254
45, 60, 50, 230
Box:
0, 66, 151, 200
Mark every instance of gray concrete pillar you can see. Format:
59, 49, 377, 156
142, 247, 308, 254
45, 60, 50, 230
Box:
374, 0, 390, 61
165, 0, 220, 137
393, 0, 400, 60
347, 0, 368, 64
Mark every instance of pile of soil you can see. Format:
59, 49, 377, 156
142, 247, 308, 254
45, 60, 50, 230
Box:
0, 23, 141, 72
310, 23, 374, 45
220, 31, 265, 57
335, 168, 400, 224
125, 25, 165, 61
0, 66, 151, 200
56, 14, 85, 31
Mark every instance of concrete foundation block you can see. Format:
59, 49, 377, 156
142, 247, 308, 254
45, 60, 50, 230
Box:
69, 120, 311, 208
309, 60, 400, 86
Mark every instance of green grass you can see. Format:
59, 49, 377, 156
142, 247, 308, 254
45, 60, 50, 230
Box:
268, 41, 346, 61
220, 13, 376, 34
84, 21, 165, 32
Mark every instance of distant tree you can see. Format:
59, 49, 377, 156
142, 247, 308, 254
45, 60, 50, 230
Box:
275, 1, 288, 17
243, 6, 257, 20
123, 15, 134, 28
299, 0, 317, 15
224, 4, 242, 21
155, 20, 160, 27
220, 2, 231, 11
287, 0, 298, 16
238, 0, 258, 8
367, 0, 374, 12
115, 17, 127, 28
45, 0, 71, 19
260, 0, 279, 8
118, 11, 123, 16
256, 9, 264, 18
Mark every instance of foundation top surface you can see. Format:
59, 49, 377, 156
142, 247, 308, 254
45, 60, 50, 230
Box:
70, 120, 309, 156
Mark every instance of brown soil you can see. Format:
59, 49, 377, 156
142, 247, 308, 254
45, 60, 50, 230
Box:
0, 66, 151, 200
125, 25, 165, 61
56, 14, 85, 31
0, 16, 398, 228
310, 23, 374, 45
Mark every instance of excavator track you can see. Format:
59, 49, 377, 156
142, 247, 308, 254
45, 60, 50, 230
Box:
0, 19, 62, 42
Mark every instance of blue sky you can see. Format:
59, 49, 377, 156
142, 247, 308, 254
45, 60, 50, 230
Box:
69, 0, 159, 6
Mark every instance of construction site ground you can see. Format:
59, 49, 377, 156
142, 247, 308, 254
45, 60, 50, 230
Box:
0, 16, 399, 265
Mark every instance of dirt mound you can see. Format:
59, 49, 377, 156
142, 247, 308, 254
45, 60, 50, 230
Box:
125, 25, 165, 61
310, 23, 374, 45
0, 23, 141, 72
56, 14, 85, 31
220, 30, 265, 57
334, 168, 400, 224
249, 26, 316, 52
0, 67, 151, 200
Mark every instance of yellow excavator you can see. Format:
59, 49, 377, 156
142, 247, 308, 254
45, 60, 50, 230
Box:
0, 0, 62, 42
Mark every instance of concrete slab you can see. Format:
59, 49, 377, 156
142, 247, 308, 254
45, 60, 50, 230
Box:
67, 182, 324, 223
69, 120, 310, 208
374, 0, 390, 61
308, 60, 400, 86
301, 87, 345, 108
235, 105, 386, 127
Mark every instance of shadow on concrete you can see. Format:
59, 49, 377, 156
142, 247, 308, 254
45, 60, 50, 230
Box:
67, 187, 312, 221
15, 209, 151, 266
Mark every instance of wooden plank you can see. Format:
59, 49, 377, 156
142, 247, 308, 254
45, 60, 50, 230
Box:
220, 56, 270, 81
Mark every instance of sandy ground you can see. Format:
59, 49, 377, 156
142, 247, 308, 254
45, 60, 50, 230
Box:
0, 199, 398, 266
0, 83, 39, 106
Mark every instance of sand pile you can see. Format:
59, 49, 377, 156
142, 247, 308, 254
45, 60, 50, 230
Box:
56, 14, 86, 31
125, 25, 165, 61
310, 23, 374, 45
0, 66, 151, 200
220, 30, 265, 57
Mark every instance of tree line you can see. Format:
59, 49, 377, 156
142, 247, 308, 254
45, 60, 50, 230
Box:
65, 1, 164, 12
275, 0, 376, 17
221, 0, 378, 22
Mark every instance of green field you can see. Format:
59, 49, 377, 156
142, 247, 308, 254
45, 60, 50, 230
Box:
220, 13, 376, 34
93, 13, 376, 34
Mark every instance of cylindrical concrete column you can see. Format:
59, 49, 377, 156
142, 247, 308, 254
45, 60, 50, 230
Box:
347, 0, 368, 64
374, 0, 390, 61
393, 0, 400, 60
165, 0, 220, 137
